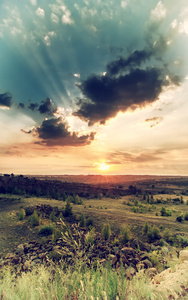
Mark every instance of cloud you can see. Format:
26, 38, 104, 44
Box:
62, 10, 74, 25
23, 117, 96, 147
107, 49, 153, 76
150, 1, 166, 22
30, 0, 37, 6
28, 103, 39, 111
38, 98, 57, 115
50, 13, 59, 23
18, 102, 25, 109
121, 1, 128, 9
74, 65, 180, 125
145, 116, 163, 127
107, 149, 164, 165
0, 93, 12, 108
35, 7, 45, 18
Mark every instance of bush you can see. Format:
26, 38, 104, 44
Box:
85, 227, 95, 246
160, 207, 172, 217
64, 201, 72, 217
163, 228, 172, 243
176, 215, 183, 222
102, 223, 111, 241
120, 225, 130, 244
50, 210, 56, 222
25, 206, 34, 216
39, 225, 54, 236
143, 222, 149, 234
29, 211, 39, 226
184, 212, 188, 221
147, 226, 161, 243
79, 215, 86, 227
18, 209, 25, 220
86, 218, 94, 227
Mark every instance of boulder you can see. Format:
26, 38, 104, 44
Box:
121, 247, 136, 257
145, 267, 157, 278
142, 259, 153, 269
124, 266, 136, 280
179, 250, 188, 262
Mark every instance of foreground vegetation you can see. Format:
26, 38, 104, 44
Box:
1, 258, 175, 300
0, 174, 188, 299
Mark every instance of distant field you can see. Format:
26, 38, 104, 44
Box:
0, 191, 188, 255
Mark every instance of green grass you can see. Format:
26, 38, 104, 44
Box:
0, 263, 163, 300
0, 193, 188, 255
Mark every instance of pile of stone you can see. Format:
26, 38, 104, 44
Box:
0, 223, 161, 280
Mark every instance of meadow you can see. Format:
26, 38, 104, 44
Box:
0, 175, 188, 299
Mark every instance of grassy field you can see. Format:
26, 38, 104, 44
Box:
1, 192, 188, 300
0, 192, 188, 255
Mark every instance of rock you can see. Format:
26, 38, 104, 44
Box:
5, 253, 15, 259
121, 247, 136, 257
11, 255, 20, 264
15, 244, 24, 255
111, 255, 118, 266
38, 252, 47, 259
125, 266, 136, 280
121, 255, 129, 266
139, 252, 150, 261
145, 267, 157, 278
128, 257, 139, 266
142, 259, 153, 269
179, 250, 188, 262
136, 262, 145, 271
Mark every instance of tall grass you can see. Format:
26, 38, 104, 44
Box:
0, 263, 162, 300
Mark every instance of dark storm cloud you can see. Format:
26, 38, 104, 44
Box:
0, 93, 12, 108
18, 102, 25, 109
107, 49, 153, 75
28, 103, 39, 111
38, 98, 57, 115
23, 117, 96, 147
74, 65, 179, 125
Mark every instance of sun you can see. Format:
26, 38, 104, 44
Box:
95, 161, 111, 172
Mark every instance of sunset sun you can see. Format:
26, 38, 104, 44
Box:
96, 162, 112, 172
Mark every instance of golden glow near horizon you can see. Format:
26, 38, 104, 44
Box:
95, 161, 112, 172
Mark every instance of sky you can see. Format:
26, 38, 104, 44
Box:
0, 0, 188, 175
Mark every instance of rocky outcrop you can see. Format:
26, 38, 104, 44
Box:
179, 250, 188, 262
152, 261, 188, 299
0, 223, 155, 280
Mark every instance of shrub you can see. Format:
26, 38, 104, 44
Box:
147, 226, 161, 243
25, 206, 34, 216
39, 225, 54, 236
113, 238, 119, 246
58, 212, 64, 220
29, 211, 39, 226
86, 217, 94, 227
50, 210, 56, 222
79, 215, 86, 227
120, 225, 130, 244
48, 250, 62, 261
143, 222, 149, 234
18, 209, 25, 220
160, 207, 171, 217
184, 212, 188, 221
52, 229, 62, 242
85, 227, 95, 246
102, 223, 111, 241
176, 215, 183, 222
64, 201, 72, 217
163, 228, 172, 243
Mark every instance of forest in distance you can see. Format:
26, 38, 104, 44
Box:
1, 173, 188, 199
